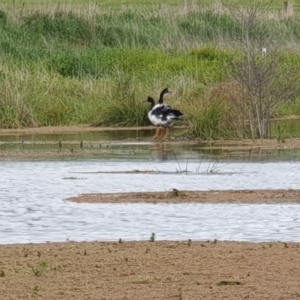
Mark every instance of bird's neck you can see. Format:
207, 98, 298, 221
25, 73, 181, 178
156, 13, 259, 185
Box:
158, 91, 167, 104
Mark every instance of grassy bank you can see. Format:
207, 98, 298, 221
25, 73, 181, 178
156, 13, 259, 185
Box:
0, 1, 300, 139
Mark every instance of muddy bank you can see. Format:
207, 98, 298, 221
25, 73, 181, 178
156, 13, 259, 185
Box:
0, 125, 154, 136
67, 189, 300, 204
1, 240, 299, 300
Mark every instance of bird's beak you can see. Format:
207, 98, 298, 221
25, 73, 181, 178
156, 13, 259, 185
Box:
168, 89, 174, 93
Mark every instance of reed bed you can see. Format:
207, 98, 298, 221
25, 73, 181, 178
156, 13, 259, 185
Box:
0, 1, 299, 139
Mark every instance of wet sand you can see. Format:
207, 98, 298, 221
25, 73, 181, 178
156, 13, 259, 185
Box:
67, 189, 300, 204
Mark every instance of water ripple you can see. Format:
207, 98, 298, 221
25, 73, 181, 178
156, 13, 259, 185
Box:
1, 160, 300, 244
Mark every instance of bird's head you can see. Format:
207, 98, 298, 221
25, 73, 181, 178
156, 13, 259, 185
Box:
161, 87, 173, 94
143, 96, 156, 109
143, 96, 155, 104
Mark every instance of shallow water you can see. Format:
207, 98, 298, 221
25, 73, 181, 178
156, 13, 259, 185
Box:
2, 137, 300, 162
1, 156, 300, 244
2, 126, 300, 244
1, 123, 300, 162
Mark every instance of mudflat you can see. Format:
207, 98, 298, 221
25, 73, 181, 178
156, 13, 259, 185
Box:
1, 240, 300, 300
67, 189, 300, 204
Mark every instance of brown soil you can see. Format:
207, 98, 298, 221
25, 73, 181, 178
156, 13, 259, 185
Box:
2, 125, 300, 299
1, 241, 300, 300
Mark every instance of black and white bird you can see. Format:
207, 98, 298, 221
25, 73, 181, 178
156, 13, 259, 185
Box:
145, 87, 175, 139
145, 96, 183, 139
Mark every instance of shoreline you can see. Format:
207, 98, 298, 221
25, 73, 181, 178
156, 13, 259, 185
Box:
66, 189, 300, 204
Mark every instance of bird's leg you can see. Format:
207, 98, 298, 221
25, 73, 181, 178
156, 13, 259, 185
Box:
163, 127, 170, 139
158, 127, 165, 138
152, 126, 162, 140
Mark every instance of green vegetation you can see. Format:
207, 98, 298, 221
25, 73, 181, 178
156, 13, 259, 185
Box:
6, 0, 300, 10
150, 233, 156, 242
0, 1, 300, 139
30, 261, 48, 277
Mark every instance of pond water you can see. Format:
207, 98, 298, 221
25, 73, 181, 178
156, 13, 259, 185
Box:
1, 131, 300, 162
0, 117, 300, 157
1, 129, 300, 244
0, 126, 300, 244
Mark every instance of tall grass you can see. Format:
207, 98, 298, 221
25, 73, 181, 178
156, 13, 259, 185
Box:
180, 81, 245, 139
0, 3, 299, 139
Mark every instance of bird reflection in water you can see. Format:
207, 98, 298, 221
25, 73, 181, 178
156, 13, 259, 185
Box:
151, 143, 176, 161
